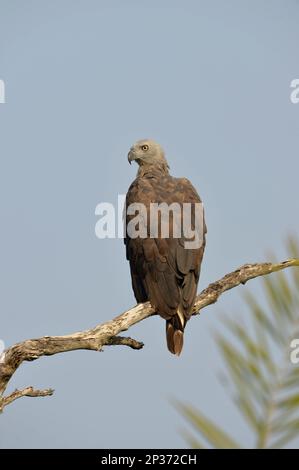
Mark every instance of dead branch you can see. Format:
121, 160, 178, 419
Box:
1, 258, 298, 411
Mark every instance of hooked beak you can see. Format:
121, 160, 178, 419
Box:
127, 150, 135, 165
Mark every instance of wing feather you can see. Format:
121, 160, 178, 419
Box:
125, 173, 206, 324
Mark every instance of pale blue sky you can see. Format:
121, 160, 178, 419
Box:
0, 0, 298, 448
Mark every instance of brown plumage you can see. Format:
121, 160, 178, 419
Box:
125, 139, 206, 355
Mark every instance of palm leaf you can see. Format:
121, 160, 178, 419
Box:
176, 403, 241, 449
180, 428, 207, 449
178, 237, 299, 449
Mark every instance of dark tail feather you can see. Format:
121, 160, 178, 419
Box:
166, 316, 184, 356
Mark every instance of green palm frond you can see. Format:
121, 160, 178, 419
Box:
177, 237, 299, 449
180, 428, 207, 449
176, 403, 240, 449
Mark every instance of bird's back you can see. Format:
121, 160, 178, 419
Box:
125, 169, 207, 355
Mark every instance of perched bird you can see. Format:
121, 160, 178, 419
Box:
125, 139, 206, 355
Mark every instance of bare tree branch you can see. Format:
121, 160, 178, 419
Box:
1, 258, 298, 411
0, 387, 54, 412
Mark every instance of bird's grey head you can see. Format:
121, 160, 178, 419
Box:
127, 139, 169, 170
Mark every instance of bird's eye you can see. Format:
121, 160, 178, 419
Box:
141, 144, 149, 151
